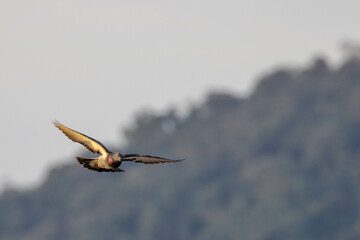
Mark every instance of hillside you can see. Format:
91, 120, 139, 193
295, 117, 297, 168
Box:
1, 56, 360, 240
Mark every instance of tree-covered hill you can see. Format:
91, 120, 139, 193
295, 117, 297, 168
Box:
1, 56, 360, 240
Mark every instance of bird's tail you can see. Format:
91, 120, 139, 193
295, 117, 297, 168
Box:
76, 157, 96, 164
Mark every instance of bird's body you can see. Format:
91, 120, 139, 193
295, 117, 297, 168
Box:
53, 121, 182, 172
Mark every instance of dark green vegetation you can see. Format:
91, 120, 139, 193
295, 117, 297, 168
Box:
1, 57, 360, 240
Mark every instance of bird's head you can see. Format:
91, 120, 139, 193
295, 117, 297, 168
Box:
113, 152, 121, 161
108, 152, 121, 168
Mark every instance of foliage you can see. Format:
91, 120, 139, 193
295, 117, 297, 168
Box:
1, 57, 360, 240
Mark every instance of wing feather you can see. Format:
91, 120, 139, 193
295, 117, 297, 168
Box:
54, 121, 109, 155
83, 165, 124, 172
122, 154, 184, 164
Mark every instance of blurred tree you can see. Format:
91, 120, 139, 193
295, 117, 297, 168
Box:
1, 55, 360, 240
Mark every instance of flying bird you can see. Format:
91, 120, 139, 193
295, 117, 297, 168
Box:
53, 121, 183, 172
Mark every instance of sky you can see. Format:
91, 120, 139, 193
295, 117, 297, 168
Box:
1, 0, 360, 192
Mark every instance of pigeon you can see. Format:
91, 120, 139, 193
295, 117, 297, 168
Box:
53, 121, 183, 172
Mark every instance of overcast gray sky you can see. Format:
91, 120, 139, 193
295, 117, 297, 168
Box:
1, 0, 359, 191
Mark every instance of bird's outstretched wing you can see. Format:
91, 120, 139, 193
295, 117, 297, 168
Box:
54, 121, 109, 155
122, 154, 184, 164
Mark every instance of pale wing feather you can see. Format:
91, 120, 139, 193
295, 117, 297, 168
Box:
122, 154, 184, 164
54, 121, 109, 155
